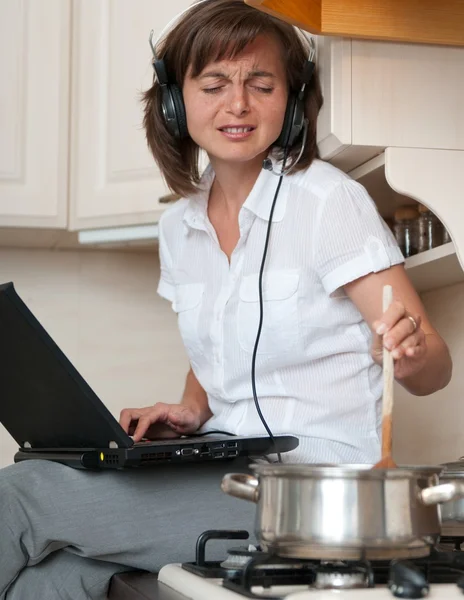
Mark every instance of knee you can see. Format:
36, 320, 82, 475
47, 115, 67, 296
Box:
5, 553, 127, 600
0, 460, 70, 501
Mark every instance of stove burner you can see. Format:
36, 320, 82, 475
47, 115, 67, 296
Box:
222, 552, 316, 599
315, 562, 374, 590
181, 529, 464, 598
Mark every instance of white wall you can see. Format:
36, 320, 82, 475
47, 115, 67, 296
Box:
0, 247, 463, 469
394, 281, 464, 466
0, 248, 189, 468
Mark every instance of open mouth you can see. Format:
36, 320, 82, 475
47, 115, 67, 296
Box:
219, 126, 256, 134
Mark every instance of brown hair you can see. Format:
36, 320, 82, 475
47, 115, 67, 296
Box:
142, 0, 323, 197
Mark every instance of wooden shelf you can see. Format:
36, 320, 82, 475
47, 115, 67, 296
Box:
349, 155, 463, 293
245, 0, 464, 47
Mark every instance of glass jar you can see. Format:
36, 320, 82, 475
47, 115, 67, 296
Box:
443, 227, 452, 245
417, 203, 444, 253
393, 206, 419, 258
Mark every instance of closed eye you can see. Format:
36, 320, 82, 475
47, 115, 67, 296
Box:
252, 87, 274, 94
203, 85, 274, 95
203, 87, 225, 94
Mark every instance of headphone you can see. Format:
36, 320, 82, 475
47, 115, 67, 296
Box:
149, 1, 316, 150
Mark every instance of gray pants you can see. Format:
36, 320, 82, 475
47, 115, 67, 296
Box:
0, 458, 255, 600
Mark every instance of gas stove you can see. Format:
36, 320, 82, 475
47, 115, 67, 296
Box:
158, 530, 464, 599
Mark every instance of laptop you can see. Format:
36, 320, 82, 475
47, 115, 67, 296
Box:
0, 282, 298, 469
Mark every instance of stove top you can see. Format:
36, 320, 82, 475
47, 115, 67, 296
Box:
158, 530, 464, 600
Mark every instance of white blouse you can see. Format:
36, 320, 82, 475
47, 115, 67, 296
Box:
157, 159, 404, 464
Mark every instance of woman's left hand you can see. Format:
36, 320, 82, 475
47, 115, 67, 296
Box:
371, 299, 428, 380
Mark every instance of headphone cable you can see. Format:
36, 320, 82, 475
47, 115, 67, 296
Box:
251, 152, 289, 464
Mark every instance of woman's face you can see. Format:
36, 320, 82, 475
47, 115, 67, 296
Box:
182, 35, 288, 168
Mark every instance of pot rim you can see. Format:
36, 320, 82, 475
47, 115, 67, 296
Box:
249, 463, 444, 479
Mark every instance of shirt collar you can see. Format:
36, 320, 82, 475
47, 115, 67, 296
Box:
182, 157, 288, 230
182, 166, 214, 231
241, 156, 288, 223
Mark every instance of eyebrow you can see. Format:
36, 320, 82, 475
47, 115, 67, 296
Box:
199, 70, 277, 80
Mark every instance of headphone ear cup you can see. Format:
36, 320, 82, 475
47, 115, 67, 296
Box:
170, 84, 189, 139
275, 94, 296, 148
275, 93, 305, 149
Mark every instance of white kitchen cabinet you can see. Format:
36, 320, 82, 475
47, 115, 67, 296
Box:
68, 0, 192, 231
316, 36, 382, 173
316, 36, 464, 171
351, 41, 464, 150
0, 0, 70, 228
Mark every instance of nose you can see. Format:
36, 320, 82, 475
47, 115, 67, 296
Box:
226, 84, 250, 116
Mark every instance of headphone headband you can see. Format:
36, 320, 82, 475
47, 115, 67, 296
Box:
148, 0, 316, 77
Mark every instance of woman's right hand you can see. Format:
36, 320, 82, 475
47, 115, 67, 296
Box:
119, 402, 202, 442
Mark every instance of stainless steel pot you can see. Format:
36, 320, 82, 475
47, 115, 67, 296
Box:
221, 463, 464, 561
438, 457, 464, 536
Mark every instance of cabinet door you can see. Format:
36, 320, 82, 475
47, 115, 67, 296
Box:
351, 40, 464, 151
69, 0, 192, 231
316, 37, 352, 160
0, 0, 70, 228
316, 35, 384, 173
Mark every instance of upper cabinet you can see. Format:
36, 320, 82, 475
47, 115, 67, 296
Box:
245, 0, 464, 47
0, 0, 70, 229
0, 0, 192, 233
316, 36, 464, 171
68, 0, 187, 231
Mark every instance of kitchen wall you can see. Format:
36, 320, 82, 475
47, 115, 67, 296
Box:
0, 247, 462, 469
394, 281, 464, 466
0, 247, 189, 469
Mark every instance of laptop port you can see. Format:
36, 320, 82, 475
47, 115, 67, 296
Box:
200, 445, 211, 456
226, 441, 238, 449
213, 451, 225, 459
227, 450, 239, 457
211, 442, 226, 450
180, 447, 199, 457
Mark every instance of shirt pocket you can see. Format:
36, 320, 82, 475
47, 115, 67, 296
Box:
237, 269, 301, 355
173, 283, 204, 358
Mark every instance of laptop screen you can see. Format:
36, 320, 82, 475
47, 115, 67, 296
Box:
0, 282, 131, 449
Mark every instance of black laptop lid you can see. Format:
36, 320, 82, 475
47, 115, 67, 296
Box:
0, 282, 132, 449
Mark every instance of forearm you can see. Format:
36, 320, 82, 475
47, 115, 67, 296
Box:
398, 333, 453, 396
180, 368, 213, 426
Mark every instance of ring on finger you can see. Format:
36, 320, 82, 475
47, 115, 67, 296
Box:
407, 315, 418, 332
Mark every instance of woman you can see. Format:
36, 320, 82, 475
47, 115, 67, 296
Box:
124, 0, 452, 462
0, 1, 452, 598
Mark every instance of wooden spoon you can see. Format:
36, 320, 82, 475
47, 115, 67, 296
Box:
372, 284, 398, 470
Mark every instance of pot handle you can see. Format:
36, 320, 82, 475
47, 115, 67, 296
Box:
420, 481, 464, 506
221, 473, 260, 503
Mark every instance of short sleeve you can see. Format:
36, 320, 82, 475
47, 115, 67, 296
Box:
314, 179, 404, 296
157, 216, 175, 302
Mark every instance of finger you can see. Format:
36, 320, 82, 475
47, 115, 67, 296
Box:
403, 343, 427, 358
133, 416, 158, 443
383, 314, 422, 351
391, 330, 426, 360
373, 300, 406, 335
132, 404, 170, 442
119, 408, 143, 434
